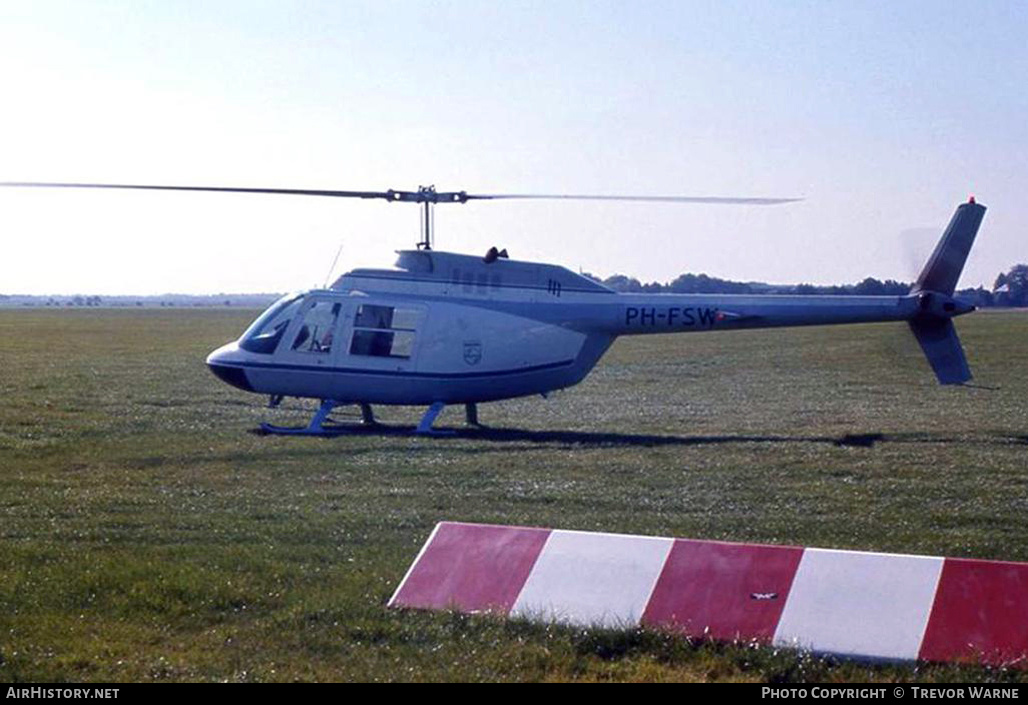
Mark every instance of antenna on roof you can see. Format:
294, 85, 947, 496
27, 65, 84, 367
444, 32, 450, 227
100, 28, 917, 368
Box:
323, 241, 344, 288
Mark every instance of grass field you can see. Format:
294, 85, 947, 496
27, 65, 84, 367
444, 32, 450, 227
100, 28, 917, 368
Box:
1, 307, 1026, 682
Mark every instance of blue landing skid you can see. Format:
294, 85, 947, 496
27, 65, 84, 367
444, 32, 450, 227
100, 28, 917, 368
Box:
260, 399, 378, 436
416, 401, 454, 436
415, 402, 481, 435
261, 400, 481, 437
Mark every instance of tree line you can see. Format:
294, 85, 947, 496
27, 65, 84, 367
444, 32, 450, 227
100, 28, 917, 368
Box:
594, 263, 1028, 308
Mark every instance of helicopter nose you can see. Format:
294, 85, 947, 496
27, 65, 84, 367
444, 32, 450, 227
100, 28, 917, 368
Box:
206, 343, 255, 392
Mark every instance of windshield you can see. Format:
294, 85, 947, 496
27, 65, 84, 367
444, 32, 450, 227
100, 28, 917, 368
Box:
238, 294, 304, 354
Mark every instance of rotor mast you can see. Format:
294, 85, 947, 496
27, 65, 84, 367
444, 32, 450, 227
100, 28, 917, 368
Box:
419, 185, 435, 250
379, 185, 470, 251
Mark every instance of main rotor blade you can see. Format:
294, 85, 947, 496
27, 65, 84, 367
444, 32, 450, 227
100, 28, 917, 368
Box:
0, 182, 393, 200
0, 183, 802, 205
464, 193, 801, 205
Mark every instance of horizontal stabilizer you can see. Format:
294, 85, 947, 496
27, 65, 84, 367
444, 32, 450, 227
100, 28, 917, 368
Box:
908, 319, 971, 385
914, 200, 986, 296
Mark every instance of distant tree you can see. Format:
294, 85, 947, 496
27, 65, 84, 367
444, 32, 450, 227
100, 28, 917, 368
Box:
956, 286, 994, 308
995, 264, 1028, 307
881, 280, 912, 295
603, 274, 644, 292
853, 277, 886, 295
668, 273, 751, 294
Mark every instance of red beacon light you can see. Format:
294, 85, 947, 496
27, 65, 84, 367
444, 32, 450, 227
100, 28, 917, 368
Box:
969, 194, 976, 204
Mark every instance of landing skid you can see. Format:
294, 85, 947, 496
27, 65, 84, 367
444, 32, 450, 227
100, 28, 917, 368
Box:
259, 400, 484, 437
415, 401, 453, 436
260, 399, 378, 436
415, 402, 484, 435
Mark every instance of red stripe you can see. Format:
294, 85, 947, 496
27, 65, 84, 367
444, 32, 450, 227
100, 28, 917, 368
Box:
919, 557, 1028, 665
391, 522, 550, 613
642, 539, 803, 643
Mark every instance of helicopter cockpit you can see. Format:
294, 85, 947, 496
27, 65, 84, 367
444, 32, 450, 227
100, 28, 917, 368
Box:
238, 294, 305, 354
234, 292, 423, 363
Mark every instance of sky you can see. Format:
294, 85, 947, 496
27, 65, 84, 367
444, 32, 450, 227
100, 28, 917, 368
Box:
0, 0, 1025, 295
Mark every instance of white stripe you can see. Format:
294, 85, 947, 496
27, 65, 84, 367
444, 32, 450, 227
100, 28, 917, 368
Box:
773, 548, 944, 660
511, 530, 674, 628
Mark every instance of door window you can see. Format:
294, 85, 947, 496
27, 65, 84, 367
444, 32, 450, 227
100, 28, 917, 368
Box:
349, 304, 419, 359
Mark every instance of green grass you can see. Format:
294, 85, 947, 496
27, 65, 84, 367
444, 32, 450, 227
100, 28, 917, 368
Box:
1, 308, 1026, 682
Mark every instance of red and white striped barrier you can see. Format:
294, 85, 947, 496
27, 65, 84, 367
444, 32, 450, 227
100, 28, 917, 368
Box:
389, 522, 1028, 666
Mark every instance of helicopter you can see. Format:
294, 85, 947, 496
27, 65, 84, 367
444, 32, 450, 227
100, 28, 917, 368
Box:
0, 182, 986, 435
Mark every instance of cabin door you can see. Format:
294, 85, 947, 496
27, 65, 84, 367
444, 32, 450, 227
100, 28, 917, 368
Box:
341, 301, 425, 373
277, 298, 346, 368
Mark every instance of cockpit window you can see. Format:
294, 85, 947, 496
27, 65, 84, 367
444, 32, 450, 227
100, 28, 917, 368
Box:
238, 294, 304, 354
291, 301, 342, 354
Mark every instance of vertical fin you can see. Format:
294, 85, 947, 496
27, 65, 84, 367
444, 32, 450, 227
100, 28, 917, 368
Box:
913, 200, 986, 296
908, 319, 971, 385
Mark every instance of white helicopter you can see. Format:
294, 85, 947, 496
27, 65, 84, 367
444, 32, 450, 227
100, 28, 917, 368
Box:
1, 182, 985, 435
